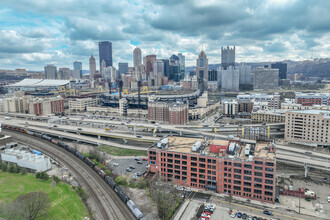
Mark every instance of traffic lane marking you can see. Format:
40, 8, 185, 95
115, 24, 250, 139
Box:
213, 199, 304, 220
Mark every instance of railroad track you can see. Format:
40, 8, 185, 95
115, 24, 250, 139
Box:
4, 130, 135, 220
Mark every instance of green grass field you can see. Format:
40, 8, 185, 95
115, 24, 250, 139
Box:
97, 144, 148, 156
0, 171, 88, 220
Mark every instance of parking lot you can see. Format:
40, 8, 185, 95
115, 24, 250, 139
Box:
108, 157, 148, 176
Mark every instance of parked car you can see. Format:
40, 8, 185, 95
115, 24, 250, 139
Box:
137, 161, 143, 164
248, 216, 253, 220
242, 213, 247, 219
142, 158, 147, 161
327, 196, 330, 202
231, 212, 236, 218
263, 210, 273, 216
77, 128, 82, 131
53, 125, 58, 127
136, 135, 142, 138
135, 158, 140, 161
130, 165, 136, 169
237, 212, 242, 218
126, 168, 132, 172
305, 150, 312, 154
112, 162, 119, 166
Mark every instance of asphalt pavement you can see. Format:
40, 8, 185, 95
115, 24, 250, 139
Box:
108, 158, 148, 176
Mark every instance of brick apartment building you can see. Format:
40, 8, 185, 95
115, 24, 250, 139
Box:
237, 94, 281, 109
148, 101, 188, 125
285, 110, 330, 145
295, 93, 330, 106
28, 96, 64, 115
148, 137, 276, 203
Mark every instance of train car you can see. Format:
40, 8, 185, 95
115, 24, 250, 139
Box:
94, 166, 106, 178
41, 135, 52, 142
51, 139, 58, 145
104, 176, 117, 189
75, 151, 86, 161
114, 185, 130, 203
126, 200, 144, 219
33, 132, 42, 138
26, 131, 34, 135
84, 158, 95, 169
66, 145, 76, 154
57, 142, 67, 148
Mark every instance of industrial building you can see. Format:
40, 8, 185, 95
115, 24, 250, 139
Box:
1, 147, 51, 172
285, 110, 330, 146
148, 137, 276, 204
5, 79, 70, 92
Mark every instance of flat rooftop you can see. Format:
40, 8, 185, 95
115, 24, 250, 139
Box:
152, 136, 275, 160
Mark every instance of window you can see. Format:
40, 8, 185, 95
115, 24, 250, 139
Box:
244, 176, 251, 181
182, 161, 187, 165
191, 167, 197, 172
255, 161, 263, 165
199, 169, 205, 173
254, 183, 262, 189
175, 160, 180, 164
234, 163, 241, 167
191, 157, 197, 161
265, 185, 273, 190
254, 178, 262, 183
191, 162, 197, 167
266, 162, 274, 167
199, 163, 205, 168
234, 175, 241, 179
234, 180, 241, 185
182, 172, 187, 176
175, 154, 180, 159
254, 189, 262, 195
234, 169, 241, 174
244, 182, 251, 187
244, 170, 252, 175
265, 191, 273, 196
200, 158, 205, 162
182, 155, 187, 160
254, 172, 262, 177
168, 159, 173, 163
182, 166, 187, 170
167, 153, 173, 158
244, 164, 252, 169
244, 188, 251, 192
265, 179, 273, 184
265, 173, 274, 179
199, 174, 205, 179
255, 166, 262, 170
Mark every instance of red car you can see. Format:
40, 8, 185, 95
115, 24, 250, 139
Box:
142, 158, 147, 161
200, 217, 209, 220
203, 211, 211, 215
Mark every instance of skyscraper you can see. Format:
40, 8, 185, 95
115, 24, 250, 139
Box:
99, 41, 113, 71
178, 53, 186, 78
169, 55, 183, 82
271, 62, 287, 79
253, 67, 279, 90
220, 66, 239, 91
73, 61, 82, 79
195, 51, 209, 89
221, 46, 235, 70
143, 55, 157, 79
89, 55, 96, 78
133, 48, 142, 68
44, 64, 57, 79
118, 63, 128, 74
58, 67, 70, 80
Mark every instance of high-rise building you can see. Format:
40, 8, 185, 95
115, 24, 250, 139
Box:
220, 66, 239, 91
237, 63, 252, 85
196, 51, 209, 89
169, 55, 183, 82
253, 67, 279, 91
208, 69, 218, 81
58, 67, 70, 80
161, 59, 170, 77
98, 41, 113, 70
133, 48, 142, 68
271, 62, 287, 80
178, 53, 185, 77
73, 61, 82, 79
118, 63, 128, 74
101, 60, 106, 76
44, 64, 57, 79
221, 46, 235, 70
152, 60, 165, 76
143, 55, 157, 79
89, 55, 96, 78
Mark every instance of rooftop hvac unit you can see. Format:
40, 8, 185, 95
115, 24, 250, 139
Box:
192, 140, 202, 152
248, 155, 253, 161
245, 144, 251, 156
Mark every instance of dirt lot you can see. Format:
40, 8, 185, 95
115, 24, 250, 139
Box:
122, 187, 159, 220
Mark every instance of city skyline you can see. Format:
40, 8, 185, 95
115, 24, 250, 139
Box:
0, 0, 330, 70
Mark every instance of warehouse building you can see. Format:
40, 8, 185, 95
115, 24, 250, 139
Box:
148, 137, 276, 204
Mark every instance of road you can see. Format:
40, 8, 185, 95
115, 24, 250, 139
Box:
3, 130, 135, 220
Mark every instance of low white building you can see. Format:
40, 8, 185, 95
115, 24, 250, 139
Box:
1, 148, 51, 172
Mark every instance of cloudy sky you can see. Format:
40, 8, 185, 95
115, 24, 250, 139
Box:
0, 0, 329, 71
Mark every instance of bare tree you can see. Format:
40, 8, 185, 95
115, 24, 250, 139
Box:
7, 191, 51, 220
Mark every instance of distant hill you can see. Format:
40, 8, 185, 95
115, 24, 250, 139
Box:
186, 59, 330, 79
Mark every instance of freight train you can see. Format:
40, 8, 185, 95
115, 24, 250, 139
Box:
3, 125, 144, 219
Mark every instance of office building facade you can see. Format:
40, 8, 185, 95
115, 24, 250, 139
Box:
295, 93, 330, 106
89, 55, 96, 78
237, 94, 281, 109
220, 66, 239, 91
99, 41, 113, 70
133, 48, 142, 68
118, 63, 128, 75
44, 65, 57, 79
271, 62, 287, 80
253, 67, 279, 91
196, 51, 209, 89
221, 46, 235, 70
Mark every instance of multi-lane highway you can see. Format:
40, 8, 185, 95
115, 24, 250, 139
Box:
3, 130, 135, 220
